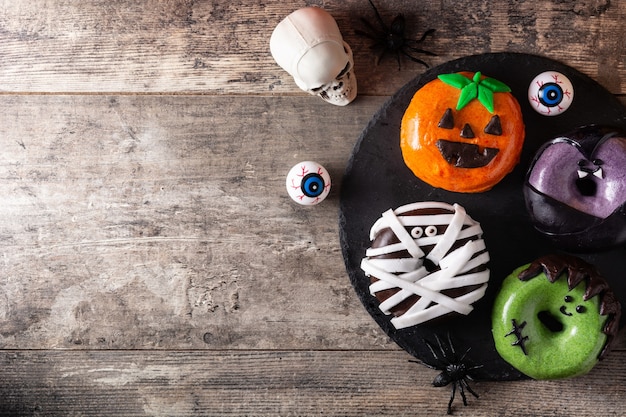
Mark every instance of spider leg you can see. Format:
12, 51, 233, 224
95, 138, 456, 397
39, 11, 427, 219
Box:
376, 49, 390, 66
465, 364, 483, 380
395, 52, 402, 70
461, 378, 480, 399
435, 334, 451, 363
404, 44, 438, 56
417, 28, 436, 42
403, 29, 436, 47
356, 18, 385, 39
390, 14, 406, 36
447, 383, 456, 415
458, 380, 468, 406
408, 359, 437, 370
355, 19, 391, 67
435, 334, 445, 353
446, 333, 457, 357
424, 338, 442, 363
403, 28, 437, 62
401, 50, 430, 68
458, 346, 471, 362
366, 0, 389, 33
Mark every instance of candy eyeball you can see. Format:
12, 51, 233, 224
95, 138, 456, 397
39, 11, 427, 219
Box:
286, 161, 331, 205
528, 71, 574, 116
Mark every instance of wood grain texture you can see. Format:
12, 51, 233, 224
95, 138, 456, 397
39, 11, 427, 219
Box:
1, 350, 625, 417
1, 0, 626, 416
0, 0, 625, 94
0, 95, 394, 350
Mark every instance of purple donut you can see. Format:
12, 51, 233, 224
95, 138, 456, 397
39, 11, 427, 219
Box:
524, 125, 626, 251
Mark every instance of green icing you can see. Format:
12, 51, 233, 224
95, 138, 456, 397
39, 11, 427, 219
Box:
492, 264, 608, 380
438, 72, 511, 113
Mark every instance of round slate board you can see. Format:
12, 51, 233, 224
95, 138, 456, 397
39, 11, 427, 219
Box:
339, 53, 626, 381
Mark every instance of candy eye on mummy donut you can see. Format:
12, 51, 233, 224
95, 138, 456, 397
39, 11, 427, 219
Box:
410, 225, 439, 239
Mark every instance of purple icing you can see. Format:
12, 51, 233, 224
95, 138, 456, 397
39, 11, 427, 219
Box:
524, 125, 626, 251
527, 137, 626, 219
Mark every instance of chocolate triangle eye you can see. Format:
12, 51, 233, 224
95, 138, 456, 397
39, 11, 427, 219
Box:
460, 123, 475, 139
438, 108, 454, 129
484, 115, 502, 136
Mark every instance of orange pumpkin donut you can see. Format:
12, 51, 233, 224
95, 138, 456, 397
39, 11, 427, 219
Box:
400, 72, 525, 193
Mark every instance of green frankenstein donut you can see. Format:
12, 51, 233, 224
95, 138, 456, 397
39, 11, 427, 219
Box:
492, 254, 621, 380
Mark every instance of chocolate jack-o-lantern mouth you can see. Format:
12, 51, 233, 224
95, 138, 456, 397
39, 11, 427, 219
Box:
436, 139, 499, 168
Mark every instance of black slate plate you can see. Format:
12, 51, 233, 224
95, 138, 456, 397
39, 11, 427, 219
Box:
339, 53, 626, 381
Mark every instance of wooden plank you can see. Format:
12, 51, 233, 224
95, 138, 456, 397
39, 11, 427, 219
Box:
0, 95, 625, 350
0, 94, 399, 350
0, 349, 625, 416
0, 0, 625, 94
1, 1, 625, 416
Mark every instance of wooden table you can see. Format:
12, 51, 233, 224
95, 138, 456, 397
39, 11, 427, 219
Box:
0, 1, 624, 415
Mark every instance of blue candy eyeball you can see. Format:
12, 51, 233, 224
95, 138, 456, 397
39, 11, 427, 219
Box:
301, 172, 325, 198
286, 161, 331, 205
528, 71, 574, 116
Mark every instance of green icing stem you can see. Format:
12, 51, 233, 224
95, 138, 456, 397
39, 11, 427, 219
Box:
438, 72, 511, 113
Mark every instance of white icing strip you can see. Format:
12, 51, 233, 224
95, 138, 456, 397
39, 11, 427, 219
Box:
378, 291, 410, 314
393, 241, 487, 293
455, 224, 483, 240
362, 202, 491, 330
437, 239, 475, 271
365, 242, 407, 257
459, 248, 490, 274
412, 241, 477, 289
381, 209, 424, 259
376, 283, 420, 311
394, 201, 457, 215
367, 224, 483, 256
391, 284, 488, 329
422, 270, 490, 292
365, 224, 482, 257
426, 204, 466, 265
417, 223, 483, 247
365, 258, 421, 273
395, 213, 456, 226
369, 202, 459, 238
361, 258, 473, 315
369, 217, 387, 240
404, 294, 431, 318
369, 280, 395, 294
369, 267, 428, 293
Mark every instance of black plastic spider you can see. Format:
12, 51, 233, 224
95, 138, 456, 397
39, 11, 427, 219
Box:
409, 334, 481, 415
356, 0, 436, 69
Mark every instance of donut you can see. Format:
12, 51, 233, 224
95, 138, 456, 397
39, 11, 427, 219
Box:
491, 254, 621, 380
360, 202, 490, 328
400, 71, 525, 193
524, 125, 626, 251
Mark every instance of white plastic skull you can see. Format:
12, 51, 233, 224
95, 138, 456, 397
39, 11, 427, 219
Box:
270, 7, 357, 106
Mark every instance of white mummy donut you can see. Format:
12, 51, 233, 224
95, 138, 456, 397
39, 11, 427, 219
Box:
360, 202, 490, 329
